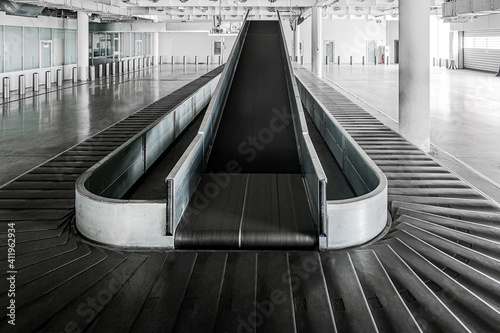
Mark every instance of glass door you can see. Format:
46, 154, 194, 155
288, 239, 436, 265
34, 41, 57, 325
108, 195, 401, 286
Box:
135, 40, 143, 57
367, 40, 377, 64
40, 40, 52, 68
325, 41, 335, 62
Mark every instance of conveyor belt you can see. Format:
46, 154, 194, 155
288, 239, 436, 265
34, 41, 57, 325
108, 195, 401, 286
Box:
175, 21, 317, 249
1, 61, 500, 332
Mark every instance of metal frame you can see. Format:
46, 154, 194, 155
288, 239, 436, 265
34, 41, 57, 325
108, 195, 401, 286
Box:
296, 76, 388, 249
75, 76, 220, 248
165, 10, 251, 235
277, 11, 328, 236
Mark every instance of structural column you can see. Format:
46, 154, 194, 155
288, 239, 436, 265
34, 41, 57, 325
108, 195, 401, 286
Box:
77, 12, 89, 81
294, 24, 301, 61
152, 32, 159, 64
399, 0, 430, 151
311, 6, 323, 78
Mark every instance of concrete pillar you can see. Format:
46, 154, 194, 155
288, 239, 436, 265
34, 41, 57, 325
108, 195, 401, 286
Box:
399, 0, 430, 152
311, 6, 323, 78
294, 24, 301, 61
77, 12, 89, 81
458, 31, 464, 69
152, 32, 159, 65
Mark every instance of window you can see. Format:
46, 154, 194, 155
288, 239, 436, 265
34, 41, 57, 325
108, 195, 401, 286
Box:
123, 33, 131, 57
53, 28, 65, 66
0, 26, 4, 73
5, 26, 23, 72
106, 33, 113, 58
40, 28, 51, 40
213, 41, 221, 55
23, 27, 39, 70
65, 29, 77, 65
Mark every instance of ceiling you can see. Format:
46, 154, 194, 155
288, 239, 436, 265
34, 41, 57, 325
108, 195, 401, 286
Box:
12, 0, 445, 23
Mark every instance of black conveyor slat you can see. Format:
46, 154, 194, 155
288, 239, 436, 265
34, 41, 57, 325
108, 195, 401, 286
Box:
206, 21, 300, 173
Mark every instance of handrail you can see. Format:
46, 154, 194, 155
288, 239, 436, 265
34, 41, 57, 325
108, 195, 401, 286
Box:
277, 11, 328, 235
165, 10, 251, 235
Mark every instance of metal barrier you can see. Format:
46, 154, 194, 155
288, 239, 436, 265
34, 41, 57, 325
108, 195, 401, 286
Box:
56, 69, 62, 86
338, 56, 341, 65
350, 56, 353, 65
296, 77, 388, 249
195, 55, 198, 65
183, 55, 187, 66
277, 12, 328, 236
75, 74, 221, 248
2, 77, 10, 99
89, 66, 95, 81
98, 64, 103, 78
72, 67, 78, 83
362, 56, 365, 65
166, 11, 250, 235
33, 73, 39, 92
171, 55, 175, 65
19, 75, 26, 95
207, 55, 210, 65
105, 63, 110, 76
45, 71, 51, 88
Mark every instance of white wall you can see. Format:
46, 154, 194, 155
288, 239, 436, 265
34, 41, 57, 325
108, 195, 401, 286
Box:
284, 17, 387, 64
158, 32, 236, 64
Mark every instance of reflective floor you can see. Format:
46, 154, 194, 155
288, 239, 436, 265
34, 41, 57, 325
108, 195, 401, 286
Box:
0, 64, 212, 186
320, 64, 500, 189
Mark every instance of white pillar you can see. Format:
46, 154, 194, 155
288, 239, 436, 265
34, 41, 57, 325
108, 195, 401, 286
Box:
77, 12, 89, 81
311, 6, 323, 78
399, 0, 430, 152
294, 24, 301, 61
152, 32, 159, 64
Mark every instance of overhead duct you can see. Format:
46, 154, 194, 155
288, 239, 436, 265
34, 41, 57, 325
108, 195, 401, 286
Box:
443, 0, 500, 19
0, 0, 44, 17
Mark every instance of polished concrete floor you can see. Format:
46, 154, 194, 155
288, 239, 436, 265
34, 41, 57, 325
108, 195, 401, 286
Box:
319, 63, 500, 195
0, 64, 212, 186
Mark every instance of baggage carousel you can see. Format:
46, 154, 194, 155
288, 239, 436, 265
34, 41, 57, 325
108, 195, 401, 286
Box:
1, 17, 500, 333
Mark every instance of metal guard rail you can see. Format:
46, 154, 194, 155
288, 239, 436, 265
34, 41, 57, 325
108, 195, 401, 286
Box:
295, 75, 388, 249
277, 11, 328, 236
165, 10, 251, 235
75, 75, 220, 248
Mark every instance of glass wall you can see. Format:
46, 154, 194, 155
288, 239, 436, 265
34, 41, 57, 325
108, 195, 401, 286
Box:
123, 32, 131, 57
88, 31, 152, 61
106, 33, 113, 59
0, 25, 76, 74
0, 26, 4, 73
24, 27, 39, 70
5, 26, 23, 72
53, 28, 65, 66
64, 29, 77, 65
